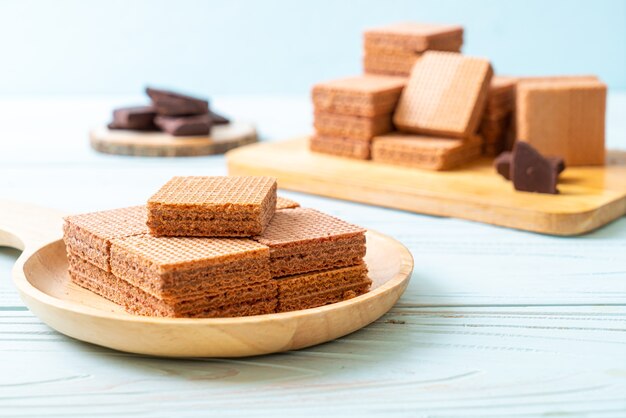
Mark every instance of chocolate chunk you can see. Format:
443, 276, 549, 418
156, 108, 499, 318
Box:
511, 142, 561, 194
154, 114, 212, 136
494, 151, 512, 180
146, 87, 209, 116
210, 110, 230, 125
548, 157, 566, 175
108, 106, 158, 131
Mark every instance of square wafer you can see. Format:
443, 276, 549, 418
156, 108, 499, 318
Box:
314, 112, 393, 140
253, 208, 366, 278
517, 79, 606, 166
312, 75, 406, 117
110, 234, 271, 300
364, 22, 463, 52
309, 135, 371, 160
393, 51, 493, 138
372, 133, 482, 170
63, 206, 148, 271
147, 176, 277, 237
277, 263, 371, 312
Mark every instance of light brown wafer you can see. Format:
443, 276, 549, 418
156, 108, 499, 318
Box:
393, 51, 493, 138
110, 233, 271, 300
309, 135, 371, 160
363, 53, 419, 77
364, 22, 463, 52
276, 196, 300, 210
312, 75, 407, 117
314, 112, 393, 140
277, 263, 371, 312
147, 176, 277, 237
68, 251, 277, 317
254, 207, 366, 278
372, 133, 482, 170
63, 206, 148, 271
517, 79, 606, 166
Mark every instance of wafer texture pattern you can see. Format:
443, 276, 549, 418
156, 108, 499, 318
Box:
393, 51, 493, 138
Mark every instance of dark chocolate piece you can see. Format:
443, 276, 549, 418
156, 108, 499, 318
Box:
494, 151, 512, 180
154, 114, 212, 136
210, 111, 230, 125
108, 106, 157, 131
146, 87, 209, 116
511, 142, 560, 194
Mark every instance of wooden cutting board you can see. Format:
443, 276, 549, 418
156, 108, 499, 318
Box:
227, 137, 626, 236
90, 121, 257, 157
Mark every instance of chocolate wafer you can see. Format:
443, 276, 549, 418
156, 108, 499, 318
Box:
146, 87, 209, 116
63, 206, 148, 271
277, 263, 371, 312
312, 75, 406, 117
276, 196, 300, 210
393, 51, 493, 138
147, 176, 277, 237
108, 106, 158, 131
309, 135, 371, 160
253, 208, 366, 278
372, 133, 482, 170
364, 22, 463, 52
111, 234, 272, 300
154, 114, 211, 136
314, 112, 393, 140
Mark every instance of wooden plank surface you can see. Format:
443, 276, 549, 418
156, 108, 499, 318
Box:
227, 138, 626, 236
0, 96, 625, 417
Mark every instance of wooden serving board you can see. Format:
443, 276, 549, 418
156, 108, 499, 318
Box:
227, 137, 626, 236
90, 121, 257, 157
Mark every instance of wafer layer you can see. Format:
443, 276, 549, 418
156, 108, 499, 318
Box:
372, 133, 482, 170
312, 75, 406, 117
314, 112, 393, 140
309, 135, 371, 160
63, 206, 148, 271
69, 252, 277, 318
111, 234, 271, 300
393, 51, 493, 138
277, 264, 371, 312
147, 176, 277, 236
254, 208, 366, 278
364, 22, 463, 52
276, 196, 300, 210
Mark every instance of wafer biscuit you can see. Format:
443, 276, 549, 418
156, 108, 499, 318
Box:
63, 206, 148, 271
277, 263, 371, 312
393, 51, 493, 138
147, 176, 277, 237
68, 252, 276, 317
276, 196, 300, 210
314, 112, 393, 140
312, 75, 406, 117
110, 234, 271, 300
517, 79, 606, 166
372, 133, 482, 170
363, 53, 419, 77
254, 208, 366, 278
309, 135, 371, 160
364, 22, 463, 52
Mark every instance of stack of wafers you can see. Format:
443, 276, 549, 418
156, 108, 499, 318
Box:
63, 176, 371, 318
363, 22, 464, 77
479, 76, 517, 156
310, 75, 406, 159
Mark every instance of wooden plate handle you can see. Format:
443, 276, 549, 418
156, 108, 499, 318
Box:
0, 200, 64, 252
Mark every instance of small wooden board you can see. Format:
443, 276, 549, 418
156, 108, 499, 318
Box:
90, 121, 257, 157
227, 138, 626, 236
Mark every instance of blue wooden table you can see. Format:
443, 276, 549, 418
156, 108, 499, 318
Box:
0, 95, 625, 417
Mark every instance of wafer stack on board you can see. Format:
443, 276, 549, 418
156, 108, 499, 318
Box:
63, 176, 371, 318
363, 22, 464, 77
479, 76, 517, 156
310, 75, 406, 159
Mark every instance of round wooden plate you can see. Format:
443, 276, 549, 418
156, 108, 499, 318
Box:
90, 121, 258, 157
0, 200, 413, 358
